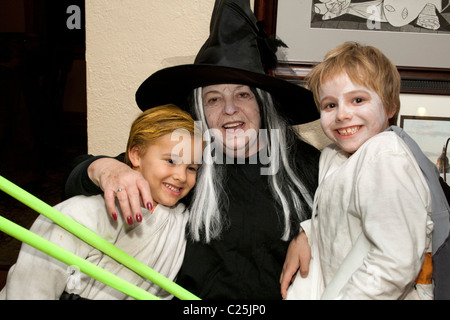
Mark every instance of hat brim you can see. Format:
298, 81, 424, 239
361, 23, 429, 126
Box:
135, 64, 319, 125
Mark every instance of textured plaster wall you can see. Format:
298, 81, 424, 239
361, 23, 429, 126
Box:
85, 1, 449, 155
85, 0, 331, 155
86, 0, 214, 155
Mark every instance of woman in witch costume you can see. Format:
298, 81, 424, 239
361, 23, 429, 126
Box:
65, 0, 320, 299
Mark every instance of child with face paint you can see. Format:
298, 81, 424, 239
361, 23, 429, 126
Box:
284, 42, 434, 299
1, 105, 202, 300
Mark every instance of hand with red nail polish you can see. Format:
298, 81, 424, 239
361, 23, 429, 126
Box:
126, 216, 134, 226
87, 158, 154, 226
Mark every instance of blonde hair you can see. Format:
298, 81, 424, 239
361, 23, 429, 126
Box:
306, 42, 401, 125
125, 104, 199, 166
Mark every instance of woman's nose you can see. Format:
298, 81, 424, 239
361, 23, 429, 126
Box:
223, 96, 239, 115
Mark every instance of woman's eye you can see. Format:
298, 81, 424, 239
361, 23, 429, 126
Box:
204, 97, 221, 107
236, 91, 252, 100
166, 159, 175, 164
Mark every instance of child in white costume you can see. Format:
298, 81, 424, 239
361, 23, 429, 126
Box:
284, 42, 433, 299
0, 104, 202, 300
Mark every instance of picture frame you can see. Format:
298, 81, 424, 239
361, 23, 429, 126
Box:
400, 116, 450, 174
254, 0, 450, 95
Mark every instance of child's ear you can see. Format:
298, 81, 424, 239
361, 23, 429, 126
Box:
128, 146, 141, 168
387, 109, 397, 120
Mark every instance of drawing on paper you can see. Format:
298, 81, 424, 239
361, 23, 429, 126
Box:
311, 0, 450, 33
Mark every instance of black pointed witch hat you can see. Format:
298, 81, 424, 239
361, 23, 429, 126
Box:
135, 0, 319, 125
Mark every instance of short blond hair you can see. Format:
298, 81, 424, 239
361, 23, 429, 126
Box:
125, 104, 199, 166
305, 42, 401, 125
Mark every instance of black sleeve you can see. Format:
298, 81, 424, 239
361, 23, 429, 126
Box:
64, 153, 126, 199
294, 138, 321, 194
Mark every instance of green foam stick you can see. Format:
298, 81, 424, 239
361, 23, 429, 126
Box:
0, 175, 200, 300
0, 215, 158, 300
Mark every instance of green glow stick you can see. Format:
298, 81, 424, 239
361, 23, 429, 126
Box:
0, 175, 200, 300
0, 215, 158, 300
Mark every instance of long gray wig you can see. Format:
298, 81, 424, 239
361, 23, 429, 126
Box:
188, 87, 315, 243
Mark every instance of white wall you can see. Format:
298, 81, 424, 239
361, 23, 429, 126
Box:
86, 0, 214, 155
400, 94, 450, 119
86, 1, 450, 155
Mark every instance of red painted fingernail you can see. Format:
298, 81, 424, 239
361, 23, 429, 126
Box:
136, 214, 142, 223
147, 202, 153, 211
127, 216, 133, 225
112, 213, 117, 221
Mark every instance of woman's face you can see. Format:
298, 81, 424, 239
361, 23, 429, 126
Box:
129, 133, 201, 207
319, 72, 393, 155
202, 84, 262, 158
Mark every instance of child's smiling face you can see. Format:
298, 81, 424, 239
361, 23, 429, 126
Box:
319, 72, 395, 155
129, 132, 201, 207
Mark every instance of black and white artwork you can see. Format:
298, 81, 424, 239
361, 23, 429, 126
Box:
311, 0, 450, 33
275, 1, 450, 70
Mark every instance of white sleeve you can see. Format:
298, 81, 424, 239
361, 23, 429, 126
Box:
0, 215, 93, 299
0, 196, 113, 300
336, 148, 431, 299
299, 219, 311, 240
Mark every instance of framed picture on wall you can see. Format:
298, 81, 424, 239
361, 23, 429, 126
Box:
400, 116, 450, 176
254, 0, 450, 95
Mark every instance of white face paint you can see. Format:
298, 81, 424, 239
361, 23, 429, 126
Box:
319, 72, 393, 155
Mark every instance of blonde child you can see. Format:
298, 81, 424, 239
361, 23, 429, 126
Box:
284, 42, 433, 299
0, 104, 202, 300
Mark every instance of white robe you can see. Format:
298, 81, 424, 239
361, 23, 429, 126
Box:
0, 194, 188, 300
287, 132, 433, 299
